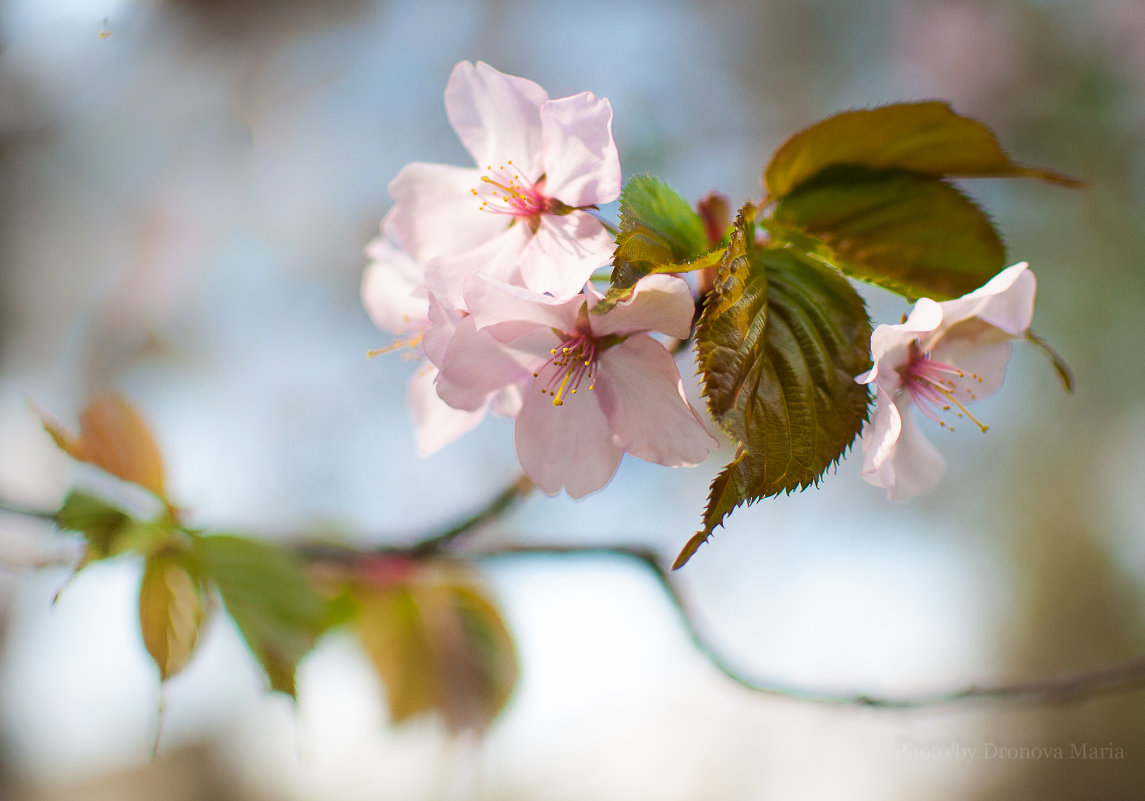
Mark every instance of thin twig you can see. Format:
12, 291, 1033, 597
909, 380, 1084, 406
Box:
9, 487, 1145, 708
472, 544, 1145, 708
407, 473, 534, 556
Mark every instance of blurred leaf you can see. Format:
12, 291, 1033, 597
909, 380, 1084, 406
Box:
764, 101, 1083, 199
194, 535, 329, 697
39, 395, 167, 500
771, 166, 1006, 299
55, 490, 172, 572
139, 552, 207, 681
601, 176, 714, 309
678, 208, 871, 567
56, 491, 133, 563
352, 560, 517, 732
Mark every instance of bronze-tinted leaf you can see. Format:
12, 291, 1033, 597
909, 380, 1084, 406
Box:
771, 166, 1006, 299
678, 207, 871, 567
764, 101, 1082, 199
139, 553, 207, 681
352, 560, 517, 732
40, 395, 167, 500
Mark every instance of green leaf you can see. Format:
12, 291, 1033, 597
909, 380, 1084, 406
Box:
606, 175, 712, 293
194, 535, 329, 697
139, 552, 208, 681
771, 165, 1006, 299
56, 491, 132, 562
55, 490, 171, 572
764, 101, 1083, 199
352, 560, 518, 732
677, 207, 872, 567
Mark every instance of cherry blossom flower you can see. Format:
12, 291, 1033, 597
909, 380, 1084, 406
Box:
435, 273, 716, 498
361, 226, 520, 456
855, 262, 1036, 500
386, 61, 621, 309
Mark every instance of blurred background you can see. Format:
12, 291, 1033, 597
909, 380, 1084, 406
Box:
1, 0, 1144, 798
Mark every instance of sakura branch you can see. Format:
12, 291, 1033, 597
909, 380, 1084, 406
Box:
2, 61, 1089, 732
5, 492, 1145, 710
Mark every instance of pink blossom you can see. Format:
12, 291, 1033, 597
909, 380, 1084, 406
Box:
387, 61, 621, 309
436, 273, 716, 498
361, 226, 520, 455
856, 262, 1036, 500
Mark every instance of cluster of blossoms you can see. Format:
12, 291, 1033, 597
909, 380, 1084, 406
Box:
362, 62, 716, 497
363, 61, 1039, 504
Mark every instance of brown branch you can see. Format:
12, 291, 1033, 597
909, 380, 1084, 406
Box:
471, 544, 1145, 708
7, 487, 1145, 709
407, 473, 534, 556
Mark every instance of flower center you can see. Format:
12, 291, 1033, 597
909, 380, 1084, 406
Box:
534, 332, 599, 407
471, 160, 548, 218
900, 343, 988, 433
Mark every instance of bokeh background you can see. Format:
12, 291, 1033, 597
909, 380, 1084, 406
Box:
2, 0, 1144, 798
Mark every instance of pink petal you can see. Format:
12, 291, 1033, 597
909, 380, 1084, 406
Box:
513, 377, 622, 498
444, 61, 548, 179
491, 384, 523, 418
595, 335, 716, 466
518, 213, 614, 299
930, 337, 1014, 400
932, 262, 1035, 339
589, 274, 696, 339
423, 223, 533, 310
860, 388, 946, 500
857, 298, 943, 388
422, 295, 458, 367
361, 238, 428, 335
539, 92, 622, 207
408, 365, 486, 456
388, 162, 506, 264
464, 271, 584, 341
435, 315, 536, 411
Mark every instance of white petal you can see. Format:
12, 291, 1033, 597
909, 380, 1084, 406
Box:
519, 213, 614, 299
870, 298, 942, 362
408, 366, 485, 456
859, 298, 942, 388
931, 338, 1014, 400
464, 271, 584, 341
590, 274, 696, 339
361, 238, 428, 335
444, 61, 548, 179
513, 375, 622, 498
388, 162, 507, 263
933, 262, 1035, 338
539, 92, 622, 207
596, 335, 716, 467
860, 388, 946, 501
